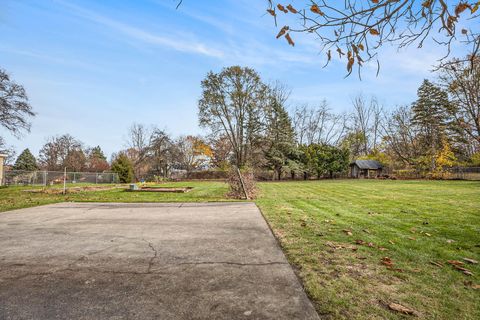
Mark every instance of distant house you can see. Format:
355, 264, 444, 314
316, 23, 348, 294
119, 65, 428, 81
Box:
350, 160, 383, 178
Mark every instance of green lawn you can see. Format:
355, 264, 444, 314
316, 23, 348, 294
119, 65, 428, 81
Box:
256, 180, 480, 319
1, 179, 479, 319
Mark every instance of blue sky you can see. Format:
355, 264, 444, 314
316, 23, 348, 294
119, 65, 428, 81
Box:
0, 0, 464, 158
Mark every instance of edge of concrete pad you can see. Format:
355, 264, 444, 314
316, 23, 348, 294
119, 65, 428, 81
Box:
254, 203, 322, 319
0, 201, 251, 214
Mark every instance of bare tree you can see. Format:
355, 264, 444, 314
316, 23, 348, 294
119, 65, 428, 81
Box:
0, 69, 35, 136
267, 1, 480, 75
350, 94, 383, 155
198, 66, 269, 168
438, 56, 480, 151
292, 102, 347, 146
148, 128, 175, 178
124, 123, 151, 180
382, 106, 423, 168
38, 134, 83, 171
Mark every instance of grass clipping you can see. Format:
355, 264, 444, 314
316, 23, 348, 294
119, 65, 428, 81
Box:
227, 167, 256, 200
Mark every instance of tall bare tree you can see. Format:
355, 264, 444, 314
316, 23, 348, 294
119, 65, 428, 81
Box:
198, 66, 269, 168
350, 94, 383, 155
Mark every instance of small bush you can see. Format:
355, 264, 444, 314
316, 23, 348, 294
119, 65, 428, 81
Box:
111, 153, 134, 183
227, 167, 257, 199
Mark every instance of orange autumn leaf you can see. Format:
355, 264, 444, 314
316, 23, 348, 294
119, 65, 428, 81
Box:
369, 28, 380, 35
285, 33, 295, 46
286, 4, 297, 14
276, 26, 289, 39
277, 4, 288, 13
310, 4, 323, 15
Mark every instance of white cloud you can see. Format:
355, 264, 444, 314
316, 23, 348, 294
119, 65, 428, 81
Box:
55, 0, 224, 58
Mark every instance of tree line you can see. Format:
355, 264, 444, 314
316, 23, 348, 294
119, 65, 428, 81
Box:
2, 56, 479, 183
197, 59, 480, 180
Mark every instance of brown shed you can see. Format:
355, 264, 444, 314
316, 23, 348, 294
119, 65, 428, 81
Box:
350, 160, 383, 178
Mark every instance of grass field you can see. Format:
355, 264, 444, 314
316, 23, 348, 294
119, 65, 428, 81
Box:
1, 179, 479, 319
256, 180, 480, 319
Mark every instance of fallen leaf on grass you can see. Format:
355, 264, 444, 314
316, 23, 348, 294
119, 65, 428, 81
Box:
425, 233, 432, 237
430, 261, 444, 268
381, 257, 394, 267
368, 242, 375, 247
464, 281, 480, 289
408, 237, 416, 241
446, 239, 455, 244
463, 258, 478, 264
388, 302, 419, 316
378, 247, 388, 251
362, 229, 370, 234
454, 265, 473, 276
447, 260, 464, 266
355, 239, 365, 245
342, 229, 353, 236
388, 240, 395, 245
448, 261, 473, 275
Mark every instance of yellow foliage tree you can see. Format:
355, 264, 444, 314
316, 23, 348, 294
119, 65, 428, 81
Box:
431, 140, 457, 179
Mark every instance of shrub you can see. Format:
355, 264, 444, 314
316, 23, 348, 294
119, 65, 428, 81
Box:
111, 153, 134, 183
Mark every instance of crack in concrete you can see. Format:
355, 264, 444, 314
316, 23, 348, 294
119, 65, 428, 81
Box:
2, 260, 288, 281
143, 239, 158, 273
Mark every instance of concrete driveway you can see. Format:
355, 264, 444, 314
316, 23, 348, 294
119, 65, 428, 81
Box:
0, 202, 319, 320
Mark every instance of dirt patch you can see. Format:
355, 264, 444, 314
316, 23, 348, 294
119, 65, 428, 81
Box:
130, 187, 193, 193
23, 185, 125, 194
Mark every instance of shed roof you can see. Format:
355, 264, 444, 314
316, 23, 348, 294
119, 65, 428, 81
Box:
351, 160, 383, 170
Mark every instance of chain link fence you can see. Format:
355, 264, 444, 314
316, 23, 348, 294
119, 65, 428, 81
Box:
391, 167, 480, 180
3, 170, 119, 186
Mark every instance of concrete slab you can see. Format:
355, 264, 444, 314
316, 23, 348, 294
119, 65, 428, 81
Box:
0, 202, 319, 320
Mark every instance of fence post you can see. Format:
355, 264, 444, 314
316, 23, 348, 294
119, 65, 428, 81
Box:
95, 173, 98, 184
63, 167, 67, 195
43, 171, 47, 186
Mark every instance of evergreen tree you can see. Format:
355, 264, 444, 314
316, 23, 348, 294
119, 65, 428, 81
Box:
87, 146, 109, 172
411, 79, 451, 171
90, 146, 107, 161
13, 148, 38, 171
264, 95, 296, 180
111, 153, 134, 183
